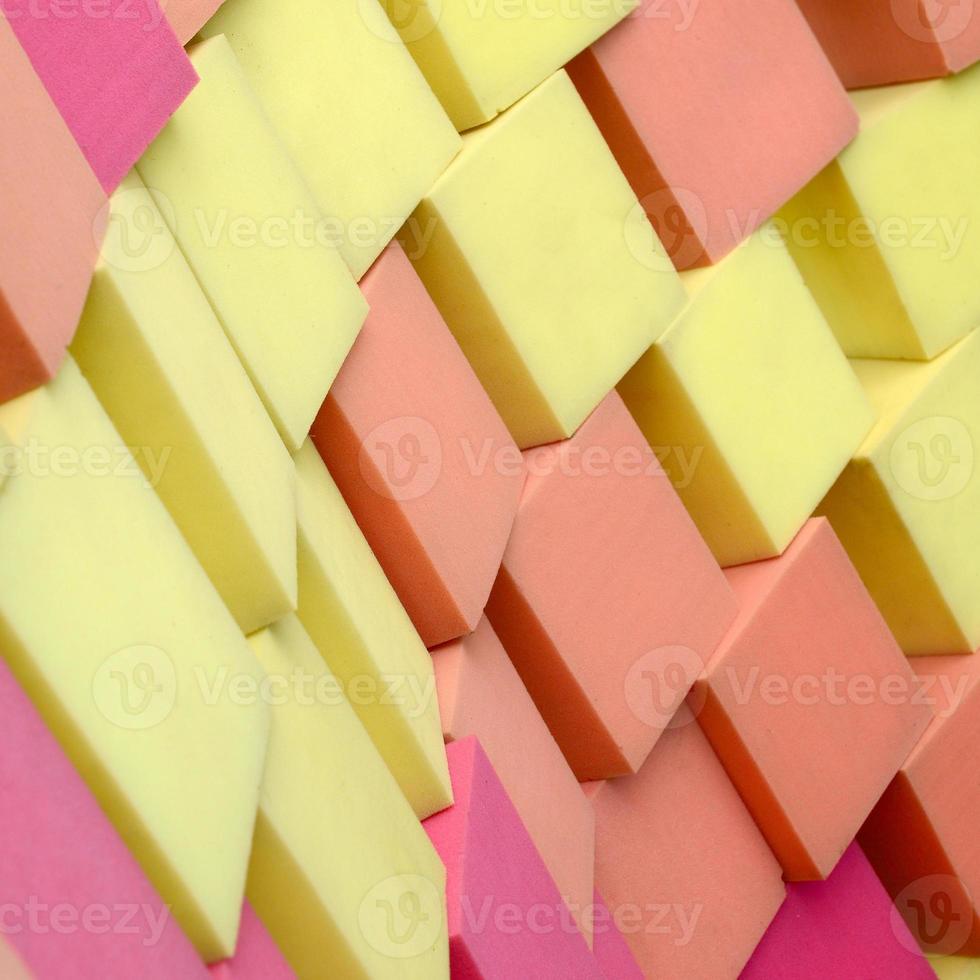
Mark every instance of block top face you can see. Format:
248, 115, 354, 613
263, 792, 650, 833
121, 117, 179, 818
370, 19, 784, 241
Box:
416, 69, 686, 445
576, 0, 857, 265
710, 518, 934, 877
200, 0, 460, 279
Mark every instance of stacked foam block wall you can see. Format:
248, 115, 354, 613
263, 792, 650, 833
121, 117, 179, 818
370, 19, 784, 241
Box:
1, 0, 978, 976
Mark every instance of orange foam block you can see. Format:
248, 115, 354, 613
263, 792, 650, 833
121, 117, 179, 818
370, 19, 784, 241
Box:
424, 737, 603, 979
485, 391, 738, 780
694, 518, 934, 880
860, 651, 980, 957
432, 617, 595, 941
209, 905, 294, 980
0, 657, 208, 978
0, 14, 105, 404
6, 0, 197, 193
566, 0, 856, 269
741, 842, 938, 978
587, 704, 785, 979
795, 0, 980, 88
592, 891, 644, 980
311, 243, 523, 647
167, 0, 227, 44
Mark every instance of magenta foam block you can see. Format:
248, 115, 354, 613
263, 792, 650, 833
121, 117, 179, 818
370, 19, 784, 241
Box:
742, 843, 937, 979
423, 737, 603, 979
6, 0, 197, 192
209, 904, 295, 980
0, 657, 208, 978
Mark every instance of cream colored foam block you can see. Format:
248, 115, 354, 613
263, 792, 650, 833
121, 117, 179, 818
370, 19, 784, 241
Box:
294, 441, 451, 818
71, 172, 296, 635
404, 70, 686, 450
136, 35, 367, 451
818, 329, 980, 655
619, 225, 874, 567
200, 0, 460, 281
246, 615, 448, 979
779, 65, 980, 359
377, 0, 634, 130
0, 358, 268, 962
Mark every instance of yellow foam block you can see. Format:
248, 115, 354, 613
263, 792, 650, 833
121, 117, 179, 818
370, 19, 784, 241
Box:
779, 65, 980, 359
818, 329, 980, 655
199, 0, 460, 281
246, 615, 448, 979
136, 35, 367, 451
71, 173, 296, 636
0, 358, 268, 962
404, 70, 686, 450
619, 226, 874, 567
930, 955, 980, 979
378, 0, 634, 130
294, 441, 451, 818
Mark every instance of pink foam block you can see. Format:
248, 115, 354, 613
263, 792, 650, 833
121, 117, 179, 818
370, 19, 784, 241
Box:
591, 891, 644, 980
587, 704, 786, 979
566, 0, 856, 269
742, 842, 938, 978
860, 651, 980, 957
423, 737, 603, 979
432, 617, 595, 942
209, 904, 295, 980
312, 242, 523, 647
0, 12, 106, 404
485, 391, 738, 781
165, 0, 226, 44
0, 657, 208, 978
6, 0, 197, 192
694, 518, 934, 880
795, 0, 980, 88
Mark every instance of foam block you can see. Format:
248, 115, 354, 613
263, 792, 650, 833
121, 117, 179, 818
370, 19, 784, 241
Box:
932, 956, 980, 979
378, 0, 634, 130
245, 615, 448, 979
779, 67, 980, 359
200, 0, 460, 280
168, 0, 227, 43
294, 440, 451, 819
818, 329, 980, 655
0, 939, 31, 980
71, 172, 296, 635
136, 35, 367, 451
209, 904, 294, 979
424, 737, 602, 979
6, 0, 197, 193
860, 651, 980, 956
741, 842, 938, 978
431, 617, 595, 941
0, 656, 209, 978
404, 70, 686, 450
566, 0, 856, 269
619, 226, 873, 567
587, 704, 786, 978
0, 358, 269, 961
485, 391, 737, 780
694, 518, 933, 879
592, 891, 644, 980
795, 0, 980, 88
311, 242, 523, 647
0, 14, 106, 404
